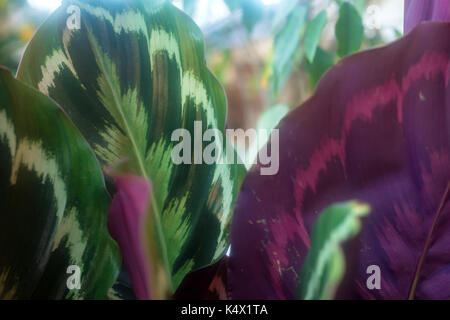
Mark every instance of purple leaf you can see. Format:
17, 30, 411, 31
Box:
404, 0, 450, 34
229, 23, 450, 300
107, 175, 152, 300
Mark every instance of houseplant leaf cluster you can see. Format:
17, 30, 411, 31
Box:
0, 0, 449, 301
0, 67, 119, 299
1, 0, 244, 299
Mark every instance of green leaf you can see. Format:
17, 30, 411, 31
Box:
243, 104, 289, 170
306, 47, 334, 89
304, 10, 327, 63
0, 67, 119, 299
350, 0, 366, 15
17, 0, 245, 295
271, 0, 299, 33
225, 0, 263, 32
296, 201, 370, 300
257, 104, 290, 132
335, 2, 364, 57
272, 2, 308, 95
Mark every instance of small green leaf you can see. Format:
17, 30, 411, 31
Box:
272, 3, 308, 95
306, 47, 334, 89
335, 2, 364, 57
243, 104, 289, 169
257, 104, 290, 132
350, 0, 366, 15
296, 201, 370, 300
305, 10, 327, 63
225, 0, 263, 32
271, 0, 299, 33
0, 67, 119, 299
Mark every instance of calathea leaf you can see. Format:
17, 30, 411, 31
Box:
229, 22, 450, 299
17, 0, 245, 295
296, 202, 370, 300
0, 67, 119, 299
404, 0, 450, 34
107, 268, 137, 300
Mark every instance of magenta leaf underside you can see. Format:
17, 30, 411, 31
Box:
229, 22, 450, 300
107, 175, 152, 300
405, 0, 450, 34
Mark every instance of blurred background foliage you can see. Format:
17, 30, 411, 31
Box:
0, 0, 50, 72
0, 0, 403, 162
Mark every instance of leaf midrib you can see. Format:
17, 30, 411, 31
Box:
86, 29, 174, 292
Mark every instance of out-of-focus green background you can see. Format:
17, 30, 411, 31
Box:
0, 0, 404, 159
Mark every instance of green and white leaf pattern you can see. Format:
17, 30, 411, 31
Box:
296, 202, 370, 300
0, 67, 119, 299
17, 0, 245, 293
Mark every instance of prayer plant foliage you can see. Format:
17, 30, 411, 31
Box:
2, 0, 450, 301
228, 22, 450, 300
0, 0, 245, 299
0, 67, 119, 299
184, 0, 450, 301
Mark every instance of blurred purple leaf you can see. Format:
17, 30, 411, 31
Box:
404, 0, 450, 34
107, 175, 152, 300
229, 23, 450, 300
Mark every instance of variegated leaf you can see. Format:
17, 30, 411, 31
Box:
17, 0, 245, 295
0, 67, 119, 299
296, 202, 370, 300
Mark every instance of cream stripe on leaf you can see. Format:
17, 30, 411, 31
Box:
17, 0, 246, 297
0, 109, 16, 159
0, 68, 119, 300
